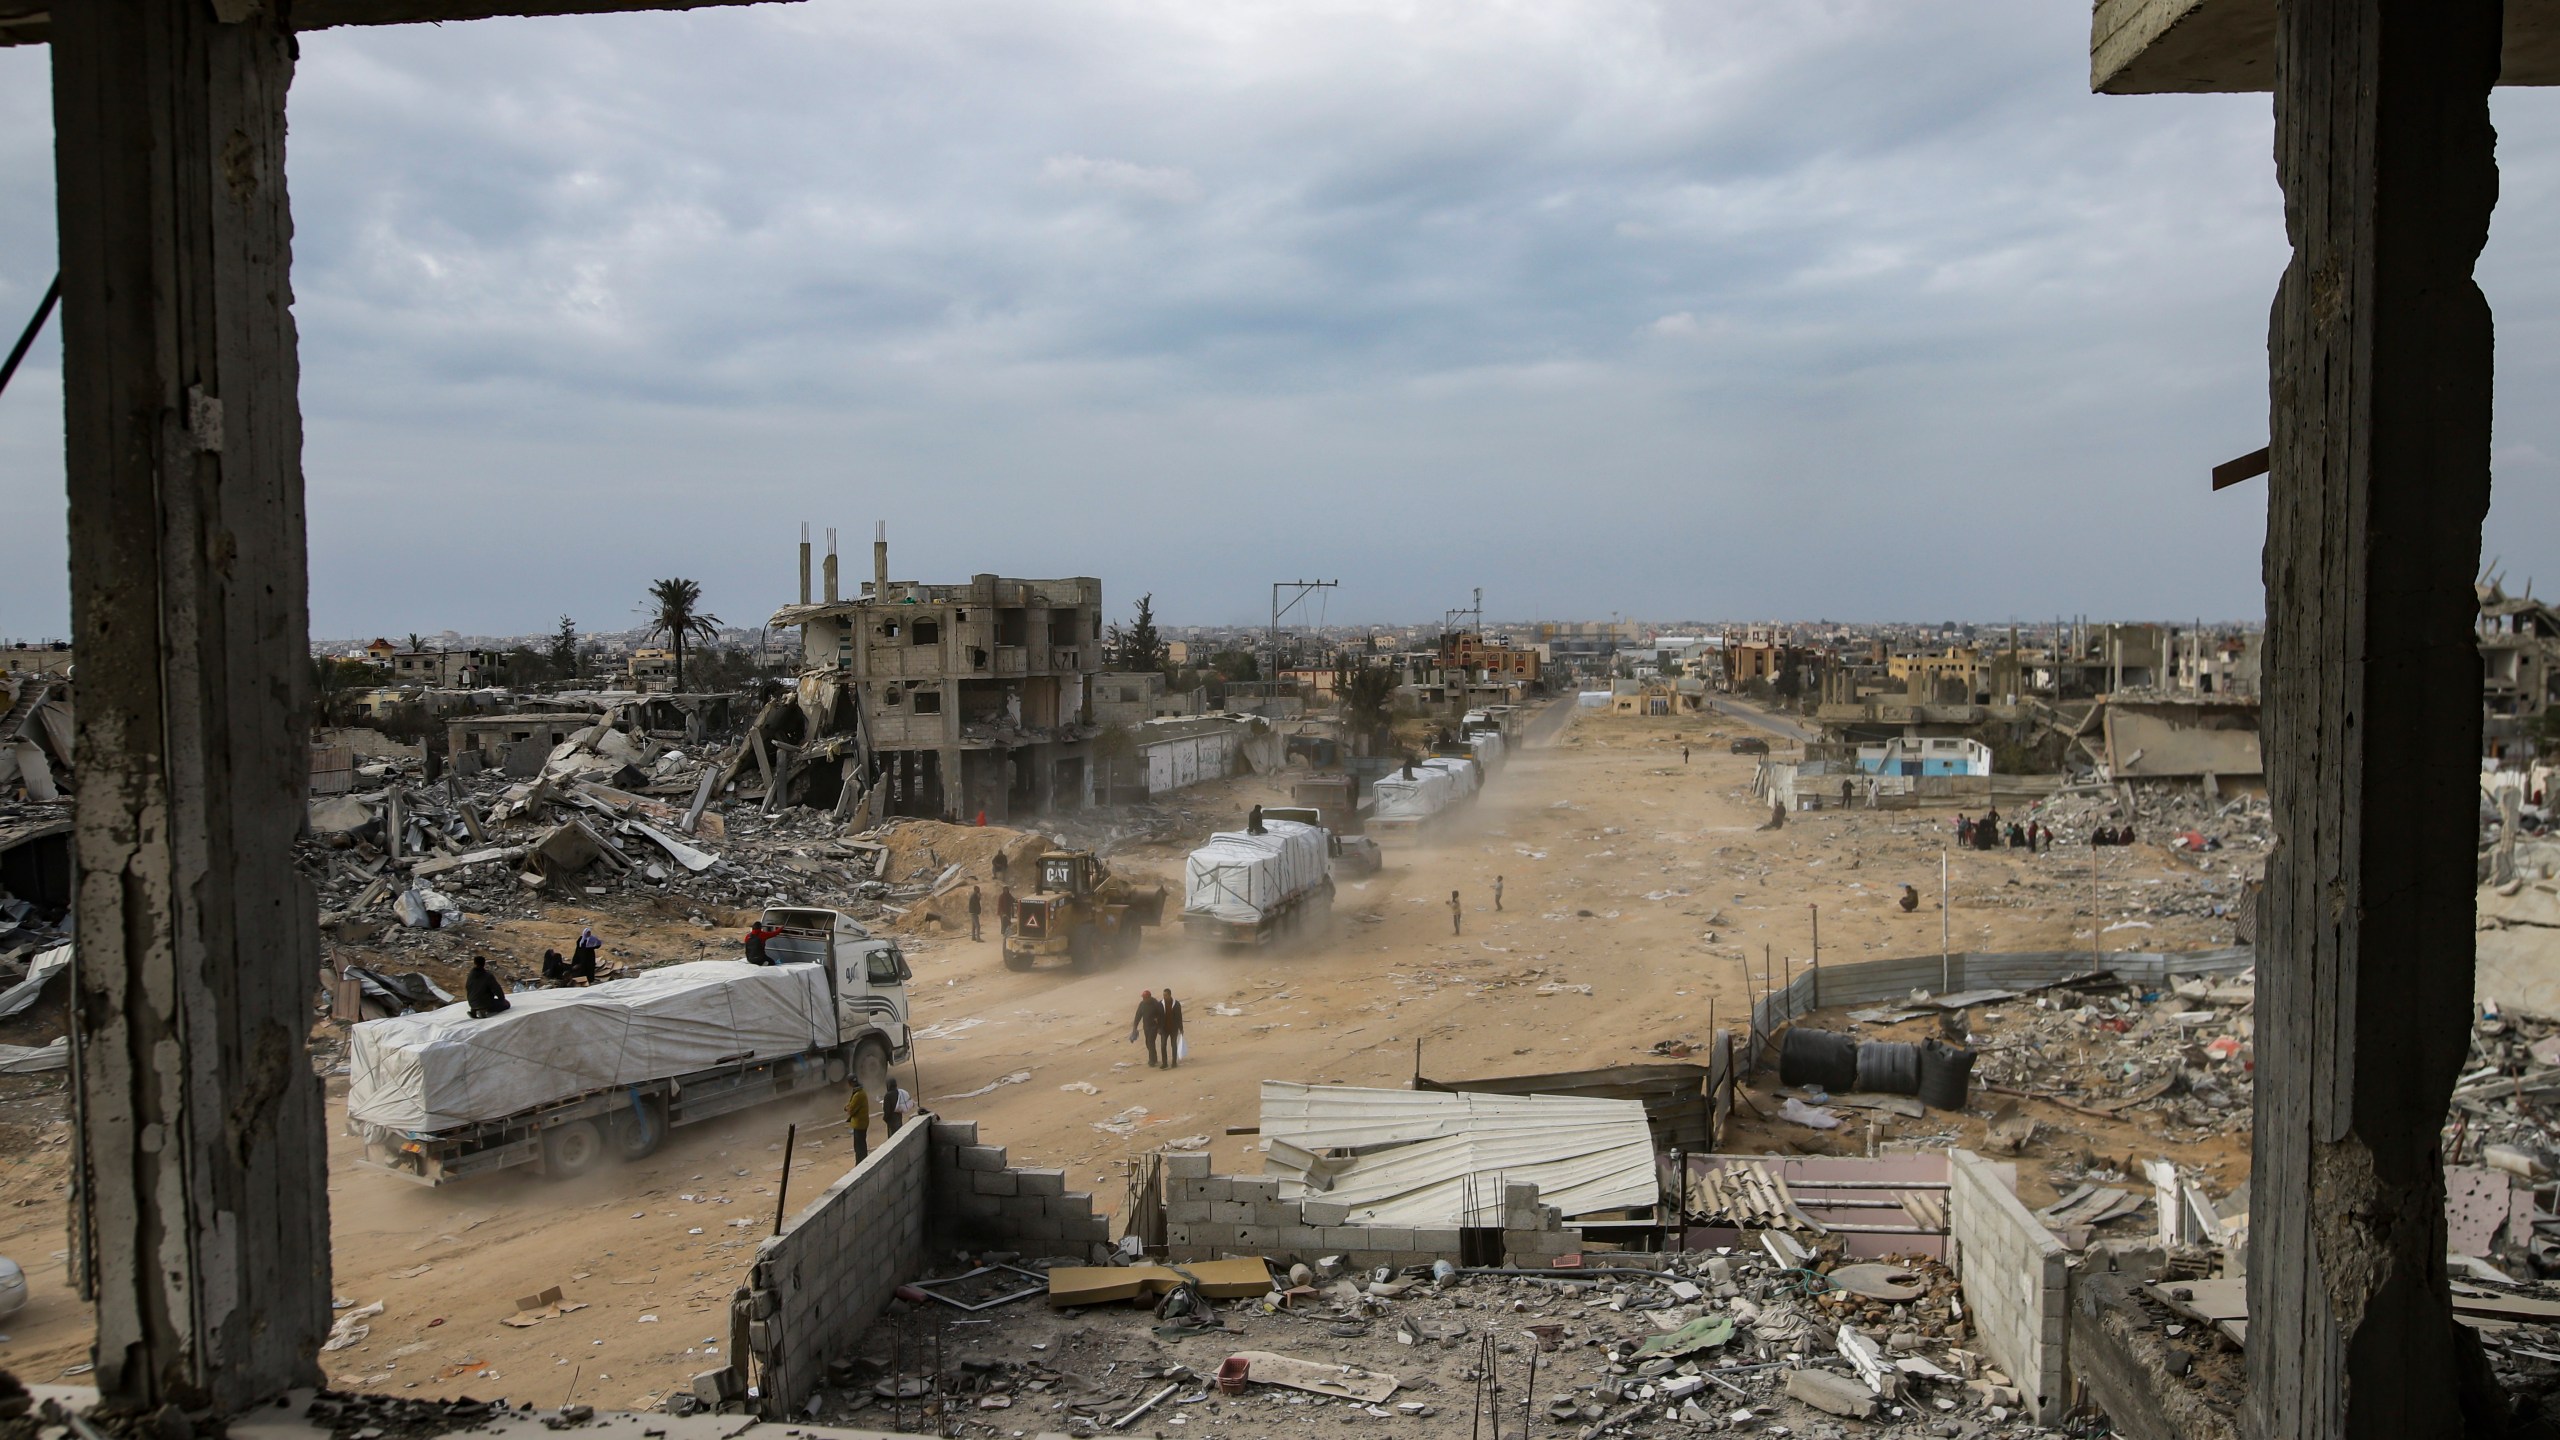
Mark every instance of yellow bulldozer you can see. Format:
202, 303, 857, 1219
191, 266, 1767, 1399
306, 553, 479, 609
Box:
1002, 849, 1167, 972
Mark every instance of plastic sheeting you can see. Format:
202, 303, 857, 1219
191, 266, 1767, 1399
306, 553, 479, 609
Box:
347, 959, 835, 1133
1468, 732, 1505, 771
1419, 756, 1479, 798
1183, 820, 1329, 924
1372, 766, 1456, 822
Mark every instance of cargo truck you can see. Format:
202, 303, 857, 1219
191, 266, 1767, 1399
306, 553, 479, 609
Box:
1180, 816, 1335, 947
346, 906, 911, 1186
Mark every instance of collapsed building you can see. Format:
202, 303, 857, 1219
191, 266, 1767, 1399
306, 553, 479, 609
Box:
766, 526, 1103, 824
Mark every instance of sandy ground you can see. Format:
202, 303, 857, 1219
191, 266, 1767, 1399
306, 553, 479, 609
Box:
0, 700, 2246, 1405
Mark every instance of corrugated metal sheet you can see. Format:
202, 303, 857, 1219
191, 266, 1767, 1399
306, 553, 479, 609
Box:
1259, 1082, 1656, 1227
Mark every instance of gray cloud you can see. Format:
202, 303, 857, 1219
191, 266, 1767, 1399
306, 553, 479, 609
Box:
4, 2, 2559, 639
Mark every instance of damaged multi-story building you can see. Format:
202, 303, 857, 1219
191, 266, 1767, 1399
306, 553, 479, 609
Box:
767, 525, 1103, 822
2480, 580, 2560, 764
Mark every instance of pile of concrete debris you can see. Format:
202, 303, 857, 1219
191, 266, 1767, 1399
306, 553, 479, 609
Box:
2021, 788, 2272, 856
1949, 973, 2256, 1141
810, 1246, 2051, 1440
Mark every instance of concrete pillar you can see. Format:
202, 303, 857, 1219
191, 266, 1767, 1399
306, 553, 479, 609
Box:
51, 0, 331, 1407
2251, 0, 2502, 1433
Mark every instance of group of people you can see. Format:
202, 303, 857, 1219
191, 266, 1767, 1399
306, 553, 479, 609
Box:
463, 923, 605, 1019
1130, 988, 1187, 1068
842, 1072, 916, 1163
2089, 825, 2139, 846
1954, 811, 2052, 853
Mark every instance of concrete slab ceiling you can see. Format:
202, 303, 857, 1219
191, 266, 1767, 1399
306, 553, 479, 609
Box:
2093, 0, 2560, 93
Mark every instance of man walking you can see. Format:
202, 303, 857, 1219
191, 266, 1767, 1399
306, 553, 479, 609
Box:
967, 884, 984, 942
1132, 989, 1168, 1068
1681, 743, 1690, 765
1161, 988, 1186, 1070
883, 1076, 912, 1134
999, 884, 1017, 937
1448, 890, 1463, 937
844, 1080, 872, 1163
1493, 876, 1505, 912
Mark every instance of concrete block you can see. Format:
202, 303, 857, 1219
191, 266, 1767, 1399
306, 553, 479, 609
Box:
1321, 1227, 1369, 1249
953, 1192, 1002, 1219
1256, 1202, 1298, 1228
1359, 1227, 1414, 1251
1166, 1224, 1196, 1248
1233, 1226, 1278, 1251
1233, 1177, 1279, 1203
1167, 1200, 1211, 1224
1279, 1226, 1323, 1252
1163, 1152, 1212, 1179
1018, 1213, 1064, 1241
956, 1145, 1007, 1172
931, 1119, 979, 1148
1200, 1176, 1234, 1202
971, 1169, 1019, 1197
1503, 1181, 1540, 1210
1017, 1167, 1067, 1196
1410, 1229, 1462, 1255
1300, 1200, 1350, 1226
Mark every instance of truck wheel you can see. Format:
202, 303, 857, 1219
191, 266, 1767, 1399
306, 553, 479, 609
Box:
855, 1041, 891, 1101
609, 1096, 666, 1161
1002, 946, 1033, 972
1070, 926, 1101, 973
541, 1120, 605, 1180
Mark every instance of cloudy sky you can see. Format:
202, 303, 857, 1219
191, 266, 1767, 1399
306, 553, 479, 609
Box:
3, 0, 2558, 639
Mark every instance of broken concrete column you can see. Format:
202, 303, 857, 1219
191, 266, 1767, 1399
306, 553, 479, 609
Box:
1782, 1368, 1877, 1419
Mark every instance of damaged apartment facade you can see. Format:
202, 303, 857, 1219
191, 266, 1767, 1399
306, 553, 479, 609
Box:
768, 527, 1103, 823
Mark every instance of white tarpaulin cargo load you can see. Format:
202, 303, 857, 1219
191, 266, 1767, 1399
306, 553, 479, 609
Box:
348, 960, 833, 1133
1259, 1081, 1655, 1227
1184, 820, 1329, 924
1468, 732, 1505, 771
1420, 756, 1479, 797
1372, 766, 1456, 822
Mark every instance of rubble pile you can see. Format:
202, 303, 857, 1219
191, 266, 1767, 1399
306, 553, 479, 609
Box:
2020, 788, 2272, 858
1955, 974, 2256, 1141
798, 1246, 2056, 1440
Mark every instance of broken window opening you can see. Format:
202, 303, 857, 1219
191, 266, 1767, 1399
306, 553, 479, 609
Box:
914, 690, 943, 715
913, 620, 940, 645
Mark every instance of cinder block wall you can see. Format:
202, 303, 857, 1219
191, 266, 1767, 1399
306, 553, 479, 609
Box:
924, 1118, 1116, 1257
744, 1118, 929, 1418
1948, 1148, 2069, 1422
1159, 1153, 1578, 1268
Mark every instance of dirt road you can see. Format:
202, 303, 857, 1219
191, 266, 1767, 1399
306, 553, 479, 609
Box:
0, 706, 2242, 1402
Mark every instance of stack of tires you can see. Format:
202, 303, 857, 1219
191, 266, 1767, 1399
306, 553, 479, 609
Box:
1775, 1027, 1973, 1111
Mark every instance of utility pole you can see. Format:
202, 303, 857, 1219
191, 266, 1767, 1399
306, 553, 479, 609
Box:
1270, 580, 1339, 694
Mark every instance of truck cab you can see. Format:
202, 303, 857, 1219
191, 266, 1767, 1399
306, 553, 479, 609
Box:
760, 906, 913, 1091
1262, 806, 1380, 876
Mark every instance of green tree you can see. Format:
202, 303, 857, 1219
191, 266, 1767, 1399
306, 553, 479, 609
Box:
1107, 593, 1169, 673
309, 656, 374, 728
643, 578, 722, 692
1773, 656, 1803, 702
550, 615, 579, 678
1091, 723, 1140, 806
1211, 649, 1260, 683
1336, 664, 1398, 751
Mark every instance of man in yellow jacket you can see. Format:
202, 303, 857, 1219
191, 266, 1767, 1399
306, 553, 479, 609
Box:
844, 1081, 871, 1163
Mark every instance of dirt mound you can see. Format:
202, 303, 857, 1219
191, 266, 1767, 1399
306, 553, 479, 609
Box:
873, 820, 1056, 934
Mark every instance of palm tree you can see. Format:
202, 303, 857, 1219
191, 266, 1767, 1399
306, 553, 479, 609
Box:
644, 578, 722, 692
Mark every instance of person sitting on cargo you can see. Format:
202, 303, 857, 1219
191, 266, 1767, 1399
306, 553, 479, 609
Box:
465, 956, 511, 1019
540, 948, 567, 983
743, 921, 781, 965
844, 1081, 872, 1163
